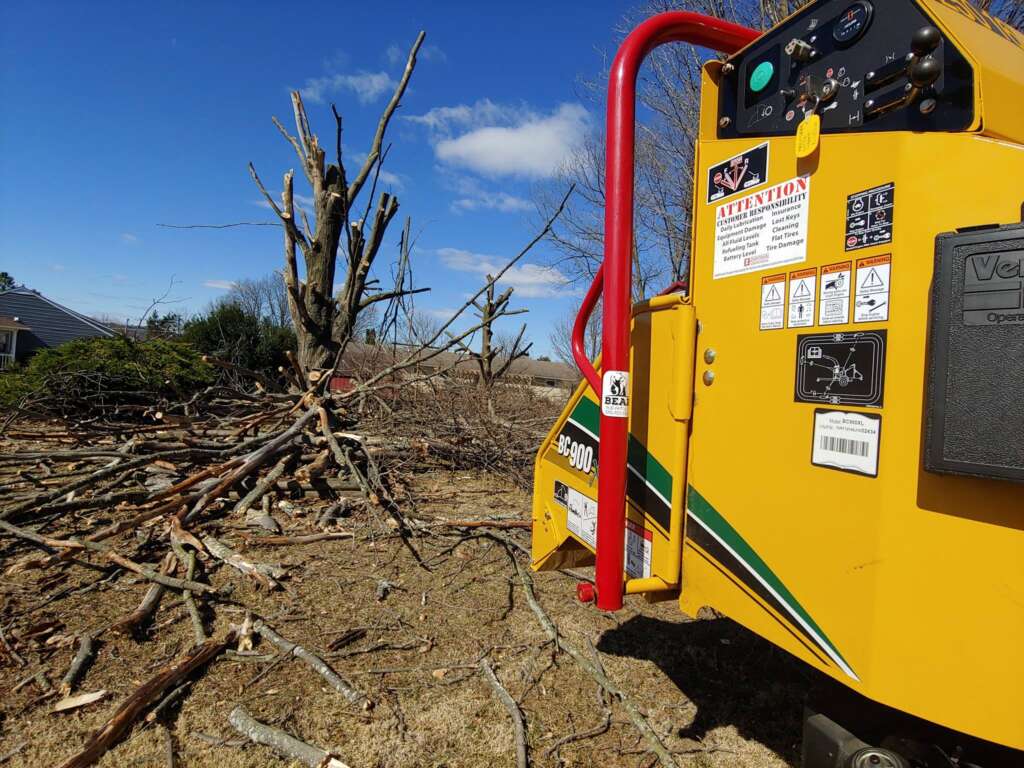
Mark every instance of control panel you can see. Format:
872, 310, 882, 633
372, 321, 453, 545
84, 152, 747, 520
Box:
717, 0, 974, 138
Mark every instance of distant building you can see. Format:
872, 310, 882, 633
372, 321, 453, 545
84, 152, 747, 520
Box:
0, 286, 115, 369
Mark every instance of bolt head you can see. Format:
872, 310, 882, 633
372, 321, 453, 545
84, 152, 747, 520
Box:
703, 348, 717, 364
703, 370, 715, 386
719, 116, 732, 128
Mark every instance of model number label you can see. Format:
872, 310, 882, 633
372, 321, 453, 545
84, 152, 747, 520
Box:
556, 434, 595, 474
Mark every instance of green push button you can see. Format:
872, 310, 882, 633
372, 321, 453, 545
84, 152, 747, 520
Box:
749, 61, 774, 93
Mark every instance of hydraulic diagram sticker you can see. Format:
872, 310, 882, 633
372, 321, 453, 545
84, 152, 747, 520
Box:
854, 254, 891, 322
707, 143, 769, 204
787, 267, 817, 328
759, 273, 786, 330
811, 409, 881, 478
819, 261, 852, 325
795, 330, 887, 408
845, 182, 894, 251
714, 176, 810, 279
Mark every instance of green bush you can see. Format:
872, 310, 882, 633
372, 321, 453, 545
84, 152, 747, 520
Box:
0, 336, 215, 411
181, 302, 296, 374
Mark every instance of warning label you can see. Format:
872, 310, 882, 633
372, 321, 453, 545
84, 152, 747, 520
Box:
812, 409, 882, 478
788, 267, 817, 328
555, 481, 652, 577
625, 519, 653, 579
845, 182, 894, 251
854, 254, 891, 323
760, 273, 787, 330
714, 176, 810, 279
707, 143, 769, 204
819, 261, 852, 325
557, 482, 597, 548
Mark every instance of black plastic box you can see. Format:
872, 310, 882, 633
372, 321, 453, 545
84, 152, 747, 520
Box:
925, 222, 1024, 483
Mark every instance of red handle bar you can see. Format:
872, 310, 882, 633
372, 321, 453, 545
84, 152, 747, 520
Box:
571, 11, 759, 611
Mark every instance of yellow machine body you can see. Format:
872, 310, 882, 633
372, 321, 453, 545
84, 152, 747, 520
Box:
533, 0, 1024, 754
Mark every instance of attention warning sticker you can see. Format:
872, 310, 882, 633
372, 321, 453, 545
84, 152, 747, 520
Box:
788, 267, 817, 328
819, 261, 852, 325
854, 254, 891, 323
760, 273, 786, 330
714, 176, 810, 279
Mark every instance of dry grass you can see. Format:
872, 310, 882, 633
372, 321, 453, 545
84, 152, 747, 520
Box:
1, 464, 812, 768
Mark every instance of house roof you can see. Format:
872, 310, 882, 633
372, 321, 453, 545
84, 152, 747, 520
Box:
0, 316, 30, 331
339, 342, 578, 383
0, 287, 115, 337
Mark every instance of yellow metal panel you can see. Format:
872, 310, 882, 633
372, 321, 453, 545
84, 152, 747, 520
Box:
683, 62, 1024, 749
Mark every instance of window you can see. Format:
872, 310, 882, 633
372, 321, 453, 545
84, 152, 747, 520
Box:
0, 330, 12, 355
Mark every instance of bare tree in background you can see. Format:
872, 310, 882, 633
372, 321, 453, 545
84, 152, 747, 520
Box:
467, 280, 532, 389
538, 0, 1023, 299
228, 273, 291, 328
549, 308, 600, 369
250, 33, 428, 373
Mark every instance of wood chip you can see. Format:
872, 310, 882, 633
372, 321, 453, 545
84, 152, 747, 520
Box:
53, 690, 107, 713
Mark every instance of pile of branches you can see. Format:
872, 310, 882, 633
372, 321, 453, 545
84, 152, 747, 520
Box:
0, 381, 417, 765
363, 377, 563, 491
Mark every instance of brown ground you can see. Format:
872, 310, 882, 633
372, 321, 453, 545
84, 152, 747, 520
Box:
1, 463, 815, 768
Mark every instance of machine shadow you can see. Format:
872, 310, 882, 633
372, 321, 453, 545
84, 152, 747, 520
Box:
597, 613, 824, 763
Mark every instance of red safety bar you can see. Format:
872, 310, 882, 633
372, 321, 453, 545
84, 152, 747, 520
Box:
571, 12, 760, 611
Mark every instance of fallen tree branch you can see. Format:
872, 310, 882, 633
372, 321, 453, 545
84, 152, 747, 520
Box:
479, 657, 529, 768
203, 536, 285, 590
109, 553, 176, 635
56, 631, 235, 768
511, 555, 679, 768
253, 619, 369, 709
60, 634, 96, 696
228, 705, 349, 768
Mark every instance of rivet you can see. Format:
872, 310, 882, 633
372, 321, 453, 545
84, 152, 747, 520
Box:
703, 370, 715, 386
703, 348, 717, 364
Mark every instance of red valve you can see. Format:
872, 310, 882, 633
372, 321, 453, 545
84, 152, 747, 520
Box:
576, 582, 597, 604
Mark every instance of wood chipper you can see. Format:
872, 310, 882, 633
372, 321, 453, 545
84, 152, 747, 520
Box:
531, 2, 1024, 765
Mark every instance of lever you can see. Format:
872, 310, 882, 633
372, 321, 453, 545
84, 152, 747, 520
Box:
904, 26, 942, 110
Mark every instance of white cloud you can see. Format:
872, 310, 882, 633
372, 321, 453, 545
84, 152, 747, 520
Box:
409, 101, 589, 179
451, 191, 531, 214
438, 247, 571, 299
49, 263, 66, 272
300, 71, 396, 104
120, 233, 140, 244
203, 280, 237, 291
347, 151, 403, 190
406, 99, 524, 134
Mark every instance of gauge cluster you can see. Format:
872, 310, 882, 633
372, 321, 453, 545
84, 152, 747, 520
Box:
717, 0, 974, 138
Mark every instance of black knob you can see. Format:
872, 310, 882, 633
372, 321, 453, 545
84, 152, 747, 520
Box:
911, 26, 941, 56
909, 56, 941, 88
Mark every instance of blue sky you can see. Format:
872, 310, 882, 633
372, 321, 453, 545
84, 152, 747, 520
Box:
0, 1, 631, 356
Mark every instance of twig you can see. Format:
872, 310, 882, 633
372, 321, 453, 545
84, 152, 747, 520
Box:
60, 634, 96, 696
479, 658, 529, 768
228, 705, 350, 768
170, 540, 206, 645
109, 552, 175, 635
252, 619, 369, 709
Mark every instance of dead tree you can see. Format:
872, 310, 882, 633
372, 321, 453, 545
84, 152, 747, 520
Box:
462, 278, 532, 389
250, 32, 427, 373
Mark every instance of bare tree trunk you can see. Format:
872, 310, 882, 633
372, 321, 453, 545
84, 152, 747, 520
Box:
250, 32, 428, 373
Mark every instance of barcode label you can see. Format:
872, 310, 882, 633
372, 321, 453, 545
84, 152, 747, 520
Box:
812, 409, 881, 477
819, 435, 870, 458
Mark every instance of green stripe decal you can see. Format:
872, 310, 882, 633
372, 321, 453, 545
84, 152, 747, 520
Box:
687, 486, 857, 681
567, 397, 673, 506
